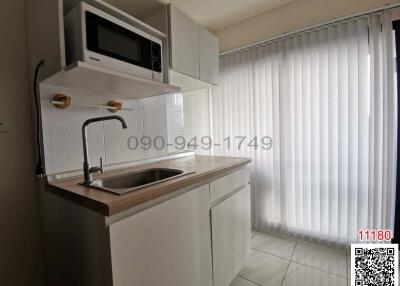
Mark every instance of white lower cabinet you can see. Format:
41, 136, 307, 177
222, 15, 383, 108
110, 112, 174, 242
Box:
43, 167, 252, 286
109, 184, 213, 286
211, 186, 252, 286
108, 169, 251, 286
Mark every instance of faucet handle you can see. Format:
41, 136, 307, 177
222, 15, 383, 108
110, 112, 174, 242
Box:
99, 157, 104, 174
89, 157, 103, 174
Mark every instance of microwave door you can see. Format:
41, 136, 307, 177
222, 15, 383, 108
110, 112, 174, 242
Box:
85, 11, 153, 77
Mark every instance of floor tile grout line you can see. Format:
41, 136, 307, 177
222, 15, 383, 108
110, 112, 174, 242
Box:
250, 231, 348, 284
249, 240, 294, 286
280, 240, 299, 286
289, 240, 299, 261
237, 274, 264, 286
251, 247, 291, 262
289, 260, 348, 279
280, 263, 290, 286
288, 237, 347, 279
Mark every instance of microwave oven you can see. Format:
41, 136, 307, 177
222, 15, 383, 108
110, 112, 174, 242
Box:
64, 2, 163, 82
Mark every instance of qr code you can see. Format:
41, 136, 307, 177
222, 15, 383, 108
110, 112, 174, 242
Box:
351, 244, 398, 286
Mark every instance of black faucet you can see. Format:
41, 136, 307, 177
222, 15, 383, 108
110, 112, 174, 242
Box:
81, 115, 128, 185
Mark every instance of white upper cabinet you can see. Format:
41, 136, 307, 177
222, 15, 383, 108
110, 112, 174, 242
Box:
199, 25, 219, 85
169, 5, 200, 78
167, 4, 219, 89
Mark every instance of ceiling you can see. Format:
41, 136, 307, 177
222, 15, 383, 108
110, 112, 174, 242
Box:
104, 0, 294, 31
163, 0, 294, 31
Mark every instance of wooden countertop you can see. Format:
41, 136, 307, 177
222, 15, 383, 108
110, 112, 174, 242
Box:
47, 155, 251, 216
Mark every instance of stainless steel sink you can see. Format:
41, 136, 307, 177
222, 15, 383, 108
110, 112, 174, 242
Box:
88, 168, 195, 195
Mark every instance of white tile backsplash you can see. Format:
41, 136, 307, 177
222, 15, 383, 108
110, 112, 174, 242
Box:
40, 84, 174, 175
166, 94, 185, 153
41, 85, 105, 174
141, 132, 169, 159
143, 95, 169, 158
142, 95, 168, 134
166, 93, 183, 112
103, 98, 144, 165
168, 111, 184, 131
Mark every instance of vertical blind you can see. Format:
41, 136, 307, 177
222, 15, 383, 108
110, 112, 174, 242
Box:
211, 11, 397, 245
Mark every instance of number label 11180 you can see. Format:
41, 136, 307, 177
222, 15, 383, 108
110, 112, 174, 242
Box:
358, 229, 393, 242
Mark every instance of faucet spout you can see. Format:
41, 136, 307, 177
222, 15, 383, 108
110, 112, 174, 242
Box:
82, 115, 128, 130
81, 115, 128, 185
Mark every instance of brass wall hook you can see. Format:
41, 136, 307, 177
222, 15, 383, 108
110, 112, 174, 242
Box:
50, 95, 131, 112
52, 94, 72, 109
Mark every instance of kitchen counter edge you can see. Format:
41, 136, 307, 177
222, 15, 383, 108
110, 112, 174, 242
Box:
46, 155, 252, 216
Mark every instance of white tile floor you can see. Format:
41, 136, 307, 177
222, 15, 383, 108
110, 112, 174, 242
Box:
231, 231, 349, 286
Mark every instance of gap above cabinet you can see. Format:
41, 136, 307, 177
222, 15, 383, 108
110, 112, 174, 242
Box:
169, 69, 213, 92
41, 61, 180, 99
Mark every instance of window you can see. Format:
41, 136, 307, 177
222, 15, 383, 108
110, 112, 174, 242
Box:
212, 11, 397, 245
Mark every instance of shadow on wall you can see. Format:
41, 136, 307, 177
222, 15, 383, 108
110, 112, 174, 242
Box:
0, 0, 44, 285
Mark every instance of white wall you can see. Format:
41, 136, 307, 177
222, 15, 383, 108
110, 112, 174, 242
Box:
215, 0, 400, 52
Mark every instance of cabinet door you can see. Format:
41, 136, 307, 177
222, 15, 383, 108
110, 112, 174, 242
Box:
199, 25, 219, 85
109, 184, 213, 286
169, 5, 199, 78
211, 186, 251, 286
